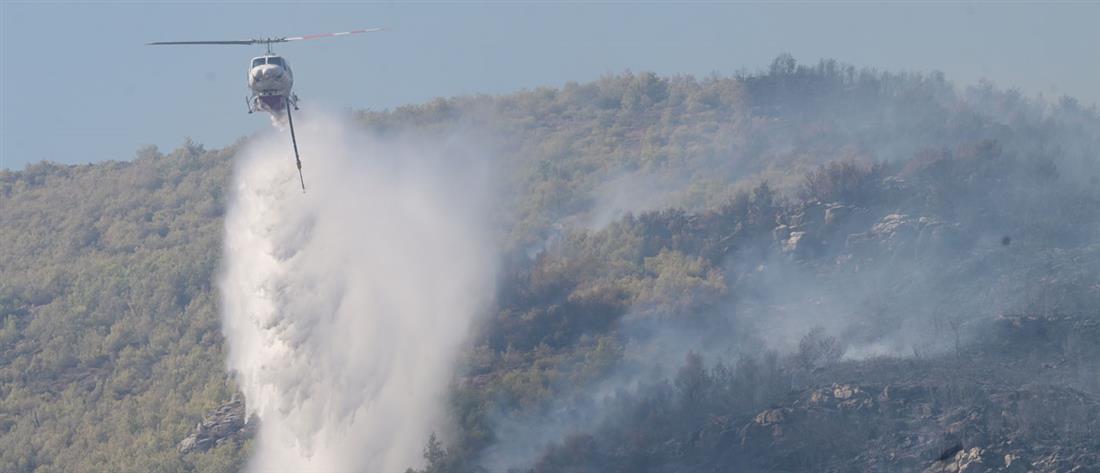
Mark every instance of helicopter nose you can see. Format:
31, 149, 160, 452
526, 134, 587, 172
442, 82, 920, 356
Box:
253, 65, 283, 81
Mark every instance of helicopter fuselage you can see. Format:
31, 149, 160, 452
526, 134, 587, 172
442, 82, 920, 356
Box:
146, 28, 384, 192
147, 28, 381, 118
247, 55, 297, 114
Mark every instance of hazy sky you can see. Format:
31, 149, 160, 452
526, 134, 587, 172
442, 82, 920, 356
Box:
1, 2, 1097, 169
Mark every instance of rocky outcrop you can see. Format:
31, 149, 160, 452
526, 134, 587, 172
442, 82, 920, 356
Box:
923, 446, 998, 473
178, 398, 256, 454
844, 213, 959, 256
770, 201, 976, 264
991, 314, 1100, 355
734, 381, 1100, 473
775, 201, 870, 259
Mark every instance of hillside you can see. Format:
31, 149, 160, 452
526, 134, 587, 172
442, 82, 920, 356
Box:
0, 143, 241, 472
2, 56, 1099, 472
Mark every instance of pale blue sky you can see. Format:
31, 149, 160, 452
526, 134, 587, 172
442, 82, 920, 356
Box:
1, 2, 1098, 169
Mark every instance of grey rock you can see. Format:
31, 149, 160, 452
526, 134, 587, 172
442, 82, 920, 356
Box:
178, 398, 256, 454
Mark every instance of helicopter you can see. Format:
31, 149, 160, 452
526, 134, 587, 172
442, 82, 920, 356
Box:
147, 28, 383, 191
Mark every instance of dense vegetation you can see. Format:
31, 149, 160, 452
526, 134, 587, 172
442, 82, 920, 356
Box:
0, 143, 244, 472
2, 56, 1099, 472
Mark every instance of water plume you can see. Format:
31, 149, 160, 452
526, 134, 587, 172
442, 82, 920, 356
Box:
219, 112, 495, 472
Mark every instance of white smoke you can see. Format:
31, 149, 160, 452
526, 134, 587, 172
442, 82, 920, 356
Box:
219, 113, 495, 472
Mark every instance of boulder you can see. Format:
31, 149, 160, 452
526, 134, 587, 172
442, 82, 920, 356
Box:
783, 231, 806, 254
178, 398, 255, 454
824, 203, 853, 226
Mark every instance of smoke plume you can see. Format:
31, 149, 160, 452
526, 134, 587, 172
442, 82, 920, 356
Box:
219, 113, 495, 472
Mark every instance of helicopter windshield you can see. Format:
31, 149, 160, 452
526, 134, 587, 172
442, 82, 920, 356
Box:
267, 57, 285, 68
251, 58, 265, 67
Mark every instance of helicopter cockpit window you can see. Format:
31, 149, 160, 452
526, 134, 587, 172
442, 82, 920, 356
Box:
251, 58, 265, 67
267, 57, 285, 68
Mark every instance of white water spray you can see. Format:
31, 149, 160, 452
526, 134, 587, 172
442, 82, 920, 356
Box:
219, 113, 494, 472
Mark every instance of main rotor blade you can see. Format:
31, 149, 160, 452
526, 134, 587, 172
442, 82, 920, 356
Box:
283, 28, 383, 42
147, 29, 382, 46
146, 40, 257, 46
